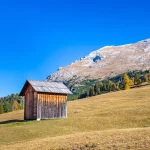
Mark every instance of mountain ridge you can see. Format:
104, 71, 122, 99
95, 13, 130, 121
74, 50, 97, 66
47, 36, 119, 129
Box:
47, 38, 150, 83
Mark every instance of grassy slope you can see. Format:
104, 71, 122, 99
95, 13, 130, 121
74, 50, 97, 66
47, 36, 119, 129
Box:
0, 86, 150, 150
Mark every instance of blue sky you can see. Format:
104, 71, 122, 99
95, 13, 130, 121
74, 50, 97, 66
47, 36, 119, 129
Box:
0, 0, 150, 97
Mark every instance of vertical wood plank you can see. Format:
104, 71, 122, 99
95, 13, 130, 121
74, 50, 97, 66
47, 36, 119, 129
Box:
27, 92, 30, 119
33, 92, 37, 119
46, 94, 48, 119
51, 95, 53, 118
58, 95, 60, 118
65, 95, 67, 118
42, 94, 44, 119
37, 94, 41, 120
56, 95, 58, 118
48, 94, 50, 118
51, 95, 54, 119
24, 92, 27, 120
54, 95, 56, 118
61, 95, 63, 118
42, 94, 45, 119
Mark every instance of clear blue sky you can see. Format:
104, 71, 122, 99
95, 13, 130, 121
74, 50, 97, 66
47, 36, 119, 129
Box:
0, 0, 150, 97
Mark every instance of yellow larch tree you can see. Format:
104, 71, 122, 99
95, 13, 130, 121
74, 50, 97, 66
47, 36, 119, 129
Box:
123, 74, 133, 90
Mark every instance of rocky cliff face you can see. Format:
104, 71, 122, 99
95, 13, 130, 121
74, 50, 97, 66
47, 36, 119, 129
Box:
47, 38, 150, 82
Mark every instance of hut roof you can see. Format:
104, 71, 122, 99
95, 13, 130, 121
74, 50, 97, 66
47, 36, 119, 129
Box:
19, 80, 72, 96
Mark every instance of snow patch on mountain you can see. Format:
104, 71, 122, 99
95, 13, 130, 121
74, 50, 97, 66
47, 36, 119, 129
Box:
99, 46, 114, 50
119, 44, 132, 47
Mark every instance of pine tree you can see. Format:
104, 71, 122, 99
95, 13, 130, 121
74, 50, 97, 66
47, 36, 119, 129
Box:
147, 69, 150, 83
112, 83, 117, 91
100, 82, 103, 91
97, 86, 100, 94
79, 90, 88, 99
94, 84, 100, 95
108, 80, 113, 91
134, 74, 141, 86
89, 87, 95, 97
0, 104, 4, 114
102, 83, 107, 92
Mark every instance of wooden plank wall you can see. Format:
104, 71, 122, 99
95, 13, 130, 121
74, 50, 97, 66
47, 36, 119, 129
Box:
33, 91, 37, 119
24, 85, 37, 120
37, 93, 67, 120
24, 91, 28, 120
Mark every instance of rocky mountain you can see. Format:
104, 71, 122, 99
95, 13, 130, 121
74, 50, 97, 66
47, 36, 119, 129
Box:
47, 38, 150, 83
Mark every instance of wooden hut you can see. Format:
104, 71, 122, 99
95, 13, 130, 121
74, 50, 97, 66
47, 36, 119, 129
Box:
19, 80, 72, 120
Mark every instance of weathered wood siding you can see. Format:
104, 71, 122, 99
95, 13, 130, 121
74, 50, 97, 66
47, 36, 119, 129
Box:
24, 84, 37, 120
24, 85, 67, 120
37, 93, 67, 120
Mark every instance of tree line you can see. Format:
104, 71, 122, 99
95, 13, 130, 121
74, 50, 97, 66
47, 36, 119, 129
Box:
79, 80, 121, 98
0, 94, 24, 114
70, 70, 150, 100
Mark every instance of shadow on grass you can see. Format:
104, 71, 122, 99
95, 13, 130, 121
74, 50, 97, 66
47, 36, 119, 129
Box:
0, 120, 32, 125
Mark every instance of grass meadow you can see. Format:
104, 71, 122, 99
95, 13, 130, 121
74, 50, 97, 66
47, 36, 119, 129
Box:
0, 86, 150, 149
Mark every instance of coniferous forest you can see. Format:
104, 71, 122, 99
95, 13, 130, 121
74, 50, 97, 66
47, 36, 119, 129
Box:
67, 69, 150, 100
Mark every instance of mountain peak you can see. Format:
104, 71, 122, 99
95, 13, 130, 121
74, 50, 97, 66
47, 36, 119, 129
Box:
47, 38, 150, 82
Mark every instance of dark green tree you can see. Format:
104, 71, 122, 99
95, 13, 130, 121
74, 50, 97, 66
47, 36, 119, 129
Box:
147, 69, 150, 83
112, 83, 117, 91
94, 84, 100, 95
0, 104, 4, 114
89, 87, 95, 97
100, 82, 103, 91
107, 80, 113, 91
3, 102, 11, 113
134, 74, 142, 86
79, 91, 88, 99
102, 83, 107, 92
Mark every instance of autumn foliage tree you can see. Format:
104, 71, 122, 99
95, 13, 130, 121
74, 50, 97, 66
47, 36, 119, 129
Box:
0, 93, 24, 114
123, 74, 133, 90
19, 103, 24, 110
12, 100, 20, 111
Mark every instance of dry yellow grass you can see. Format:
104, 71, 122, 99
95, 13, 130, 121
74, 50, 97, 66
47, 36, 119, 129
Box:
0, 109, 23, 122
1, 127, 150, 150
0, 86, 150, 150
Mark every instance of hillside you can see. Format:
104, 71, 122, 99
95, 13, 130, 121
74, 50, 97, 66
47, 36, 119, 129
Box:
0, 86, 150, 150
47, 38, 150, 83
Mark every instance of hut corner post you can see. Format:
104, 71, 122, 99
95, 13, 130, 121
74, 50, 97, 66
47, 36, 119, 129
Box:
65, 97, 68, 118
37, 94, 41, 121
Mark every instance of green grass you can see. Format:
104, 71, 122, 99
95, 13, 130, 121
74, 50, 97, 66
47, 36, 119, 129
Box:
0, 86, 150, 149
